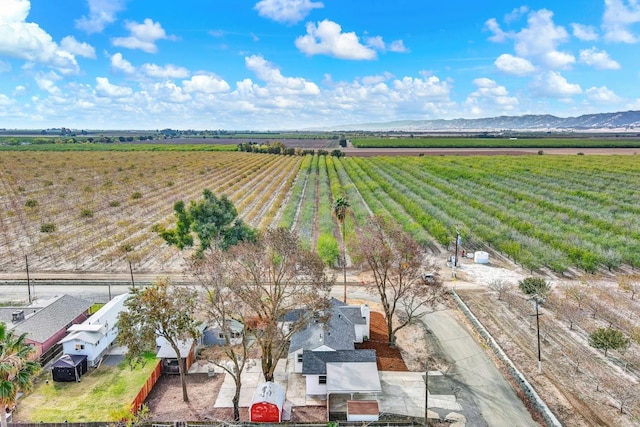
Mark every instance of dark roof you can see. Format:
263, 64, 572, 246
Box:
12, 295, 92, 343
52, 354, 87, 368
289, 309, 356, 353
302, 349, 377, 375
279, 308, 306, 323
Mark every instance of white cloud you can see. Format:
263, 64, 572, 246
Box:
245, 55, 320, 95
254, 0, 323, 24
389, 40, 409, 53
95, 76, 132, 97
579, 47, 621, 70
142, 63, 190, 79
0, 94, 13, 106
505, 6, 528, 24
112, 19, 174, 53
183, 75, 230, 94
0, 0, 79, 73
514, 9, 574, 69
602, 0, 640, 43
571, 23, 598, 41
484, 18, 510, 42
585, 86, 623, 103
35, 71, 61, 94
464, 78, 518, 115
13, 85, 26, 96
75, 0, 126, 34
110, 52, 135, 73
60, 36, 96, 59
494, 54, 536, 75
530, 71, 582, 98
365, 36, 385, 50
147, 81, 190, 103
295, 20, 377, 60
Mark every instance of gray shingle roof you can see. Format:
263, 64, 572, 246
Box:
12, 295, 92, 344
289, 308, 356, 353
302, 349, 377, 375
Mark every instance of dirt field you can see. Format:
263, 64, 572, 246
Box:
145, 310, 409, 422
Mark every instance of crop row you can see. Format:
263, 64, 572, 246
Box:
351, 137, 640, 149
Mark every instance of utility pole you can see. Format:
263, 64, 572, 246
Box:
424, 360, 429, 426
530, 298, 543, 373
452, 227, 460, 279
25, 254, 32, 304
128, 260, 135, 291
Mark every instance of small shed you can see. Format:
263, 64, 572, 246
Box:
474, 251, 490, 264
156, 338, 195, 375
347, 400, 379, 422
250, 381, 286, 423
51, 354, 88, 382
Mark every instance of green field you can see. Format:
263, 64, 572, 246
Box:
351, 137, 640, 148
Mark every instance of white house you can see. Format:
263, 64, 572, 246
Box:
59, 293, 130, 367
288, 298, 370, 374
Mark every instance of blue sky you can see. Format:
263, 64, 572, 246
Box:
1, 0, 640, 130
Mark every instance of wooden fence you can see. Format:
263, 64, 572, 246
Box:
131, 360, 162, 414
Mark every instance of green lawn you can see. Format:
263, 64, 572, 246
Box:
15, 353, 158, 423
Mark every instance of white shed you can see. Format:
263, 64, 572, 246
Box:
474, 251, 490, 264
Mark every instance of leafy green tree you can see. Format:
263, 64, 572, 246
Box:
589, 327, 630, 356
317, 233, 339, 266
159, 189, 256, 254
116, 280, 200, 402
1, 323, 41, 427
518, 276, 551, 300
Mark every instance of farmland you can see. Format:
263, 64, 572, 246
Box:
0, 149, 639, 276
351, 136, 640, 149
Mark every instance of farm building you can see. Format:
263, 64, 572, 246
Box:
156, 338, 196, 374
249, 381, 286, 422
6, 295, 91, 363
51, 354, 88, 382
59, 293, 130, 367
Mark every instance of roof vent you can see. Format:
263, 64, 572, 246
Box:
12, 310, 25, 322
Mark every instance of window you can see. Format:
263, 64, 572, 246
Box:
75, 343, 85, 350
218, 332, 225, 339
297, 354, 303, 363
319, 375, 327, 384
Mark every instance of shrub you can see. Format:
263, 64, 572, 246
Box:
40, 223, 56, 233
80, 208, 94, 218
317, 233, 339, 266
25, 199, 38, 208
518, 276, 551, 299
589, 327, 629, 356
130, 191, 143, 200
109, 200, 121, 207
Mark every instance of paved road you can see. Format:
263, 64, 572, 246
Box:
425, 309, 537, 426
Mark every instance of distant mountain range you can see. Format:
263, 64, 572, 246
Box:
326, 110, 640, 132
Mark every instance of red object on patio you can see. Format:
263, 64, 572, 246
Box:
250, 382, 285, 422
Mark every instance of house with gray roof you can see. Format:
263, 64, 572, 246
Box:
289, 298, 370, 374
287, 297, 377, 400
9, 294, 91, 361
59, 293, 130, 367
302, 350, 381, 396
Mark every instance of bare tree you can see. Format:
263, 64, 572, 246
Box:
192, 250, 253, 421
214, 227, 333, 382
604, 375, 640, 414
488, 279, 511, 301
348, 215, 445, 347
556, 298, 585, 330
618, 274, 640, 300
562, 283, 589, 309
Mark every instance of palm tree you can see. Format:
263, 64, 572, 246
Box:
333, 196, 350, 302
1, 323, 41, 427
